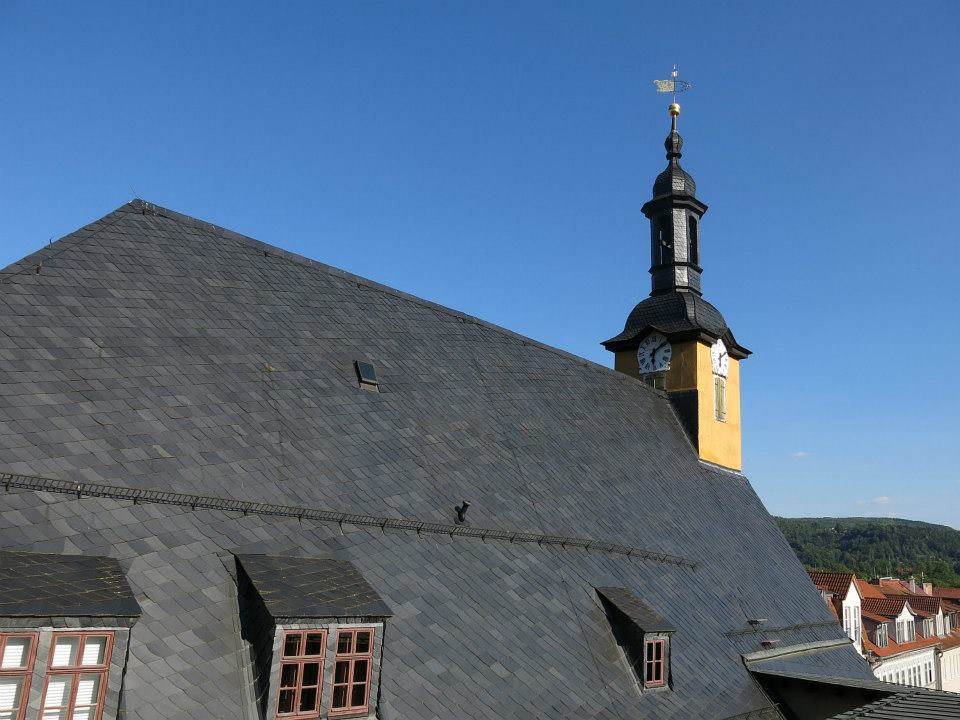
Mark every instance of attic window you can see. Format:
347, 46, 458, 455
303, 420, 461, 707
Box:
0, 633, 38, 720
354, 361, 379, 391
330, 628, 375, 715
875, 623, 888, 648
277, 630, 326, 717
41, 632, 114, 720
643, 639, 666, 688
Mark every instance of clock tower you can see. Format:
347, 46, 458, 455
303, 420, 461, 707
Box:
602, 103, 750, 471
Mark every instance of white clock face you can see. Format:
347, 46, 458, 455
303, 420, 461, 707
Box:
637, 332, 672, 374
711, 339, 729, 377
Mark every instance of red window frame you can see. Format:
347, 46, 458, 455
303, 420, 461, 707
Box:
275, 630, 327, 719
329, 628, 375, 717
643, 638, 666, 688
0, 632, 38, 720
40, 631, 114, 720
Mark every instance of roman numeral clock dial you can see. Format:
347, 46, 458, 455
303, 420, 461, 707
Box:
637, 332, 672, 374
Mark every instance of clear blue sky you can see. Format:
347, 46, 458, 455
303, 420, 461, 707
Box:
1, 1, 958, 527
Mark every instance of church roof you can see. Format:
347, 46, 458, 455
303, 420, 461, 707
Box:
0, 200, 877, 719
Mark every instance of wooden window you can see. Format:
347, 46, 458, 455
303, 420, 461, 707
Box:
330, 628, 374, 716
714, 376, 726, 422
0, 633, 37, 720
276, 630, 326, 719
643, 639, 665, 688
40, 632, 113, 720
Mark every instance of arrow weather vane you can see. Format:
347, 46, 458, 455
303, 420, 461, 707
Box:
653, 65, 691, 104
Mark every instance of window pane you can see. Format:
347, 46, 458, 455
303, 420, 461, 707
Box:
332, 685, 348, 708
353, 659, 369, 682
283, 634, 301, 658
302, 662, 320, 687
277, 689, 295, 714
51, 638, 79, 667
0, 677, 23, 711
43, 675, 74, 708
1, 638, 30, 669
337, 633, 352, 654
355, 632, 371, 654
298, 687, 317, 713
350, 683, 367, 707
81, 637, 107, 667
645, 643, 654, 662
655, 642, 663, 661
304, 633, 324, 657
41, 711, 67, 720
280, 663, 298, 688
74, 674, 100, 707
334, 661, 350, 684
71, 708, 94, 720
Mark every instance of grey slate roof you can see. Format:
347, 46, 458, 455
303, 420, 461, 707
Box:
0, 199, 878, 719
0, 549, 140, 617
826, 689, 960, 719
237, 555, 391, 619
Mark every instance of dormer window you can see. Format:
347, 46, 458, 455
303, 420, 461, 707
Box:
596, 587, 674, 693
236, 555, 391, 720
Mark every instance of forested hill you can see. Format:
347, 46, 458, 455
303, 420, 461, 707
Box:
775, 516, 960, 587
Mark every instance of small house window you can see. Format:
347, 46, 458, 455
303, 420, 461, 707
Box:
688, 216, 699, 265
277, 630, 327, 718
330, 628, 375, 716
41, 632, 113, 720
714, 376, 726, 422
643, 639, 666, 688
0, 633, 37, 720
876, 623, 888, 648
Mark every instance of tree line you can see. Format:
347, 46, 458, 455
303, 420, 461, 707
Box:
775, 516, 960, 587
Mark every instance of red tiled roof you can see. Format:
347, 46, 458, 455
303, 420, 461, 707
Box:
862, 596, 909, 618
857, 579, 887, 599
942, 630, 960, 651
877, 578, 931, 596
934, 587, 960, 599
861, 610, 889, 623
862, 632, 940, 658
807, 570, 856, 598
906, 595, 946, 615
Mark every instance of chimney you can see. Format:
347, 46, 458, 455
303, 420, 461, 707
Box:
909, 576, 916, 594
923, 582, 933, 595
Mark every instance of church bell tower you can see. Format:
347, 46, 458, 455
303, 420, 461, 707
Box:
602, 101, 750, 471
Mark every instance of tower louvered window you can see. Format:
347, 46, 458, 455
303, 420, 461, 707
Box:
714, 376, 726, 422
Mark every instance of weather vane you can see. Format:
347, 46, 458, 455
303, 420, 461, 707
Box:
653, 65, 691, 118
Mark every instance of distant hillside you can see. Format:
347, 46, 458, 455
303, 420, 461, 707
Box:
775, 516, 960, 588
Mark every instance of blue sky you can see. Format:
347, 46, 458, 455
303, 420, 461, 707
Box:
1, 1, 958, 527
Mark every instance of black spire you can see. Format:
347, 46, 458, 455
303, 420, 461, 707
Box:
641, 106, 707, 296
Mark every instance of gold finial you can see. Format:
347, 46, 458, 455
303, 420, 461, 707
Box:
654, 65, 691, 114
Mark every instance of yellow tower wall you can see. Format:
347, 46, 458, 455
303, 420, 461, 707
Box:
613, 340, 742, 471
695, 343, 741, 471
